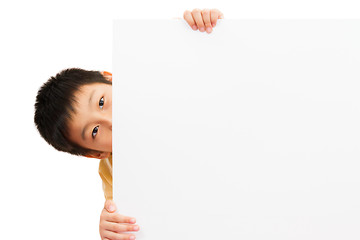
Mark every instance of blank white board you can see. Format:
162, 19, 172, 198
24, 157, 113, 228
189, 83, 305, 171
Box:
113, 20, 360, 239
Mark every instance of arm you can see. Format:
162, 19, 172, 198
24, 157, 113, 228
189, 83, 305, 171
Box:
98, 157, 138, 239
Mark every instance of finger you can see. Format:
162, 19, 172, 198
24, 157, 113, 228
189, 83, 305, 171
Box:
108, 212, 137, 224
191, 8, 205, 32
104, 200, 117, 213
210, 9, 219, 27
103, 231, 136, 240
183, 10, 197, 30
219, 11, 224, 19
201, 9, 212, 34
105, 222, 140, 233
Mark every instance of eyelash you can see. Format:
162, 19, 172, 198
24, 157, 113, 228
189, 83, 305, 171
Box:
99, 97, 104, 110
92, 97, 105, 139
92, 126, 99, 139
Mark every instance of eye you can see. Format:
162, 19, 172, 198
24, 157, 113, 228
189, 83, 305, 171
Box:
92, 126, 99, 138
99, 97, 104, 109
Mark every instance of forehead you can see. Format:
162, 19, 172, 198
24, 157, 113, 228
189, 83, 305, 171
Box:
73, 82, 110, 107
68, 83, 104, 125
72, 84, 96, 109
74, 83, 98, 100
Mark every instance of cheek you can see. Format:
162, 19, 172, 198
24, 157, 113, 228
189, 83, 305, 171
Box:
107, 130, 112, 144
100, 129, 112, 147
107, 131, 113, 149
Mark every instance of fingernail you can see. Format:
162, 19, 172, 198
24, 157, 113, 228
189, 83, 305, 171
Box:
199, 27, 205, 32
206, 27, 212, 33
130, 218, 136, 223
108, 205, 115, 212
192, 25, 198, 30
212, 23, 216, 27
133, 226, 139, 231
130, 236, 135, 240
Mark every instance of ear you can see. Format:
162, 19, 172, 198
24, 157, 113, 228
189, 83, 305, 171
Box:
85, 151, 111, 160
101, 71, 112, 82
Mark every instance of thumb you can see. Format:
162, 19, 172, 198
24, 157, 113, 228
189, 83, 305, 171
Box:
104, 199, 117, 213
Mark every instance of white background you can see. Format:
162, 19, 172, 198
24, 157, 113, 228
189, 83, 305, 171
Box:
1, 0, 360, 239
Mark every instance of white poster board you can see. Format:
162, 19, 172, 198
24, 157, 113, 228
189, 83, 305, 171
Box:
113, 20, 360, 239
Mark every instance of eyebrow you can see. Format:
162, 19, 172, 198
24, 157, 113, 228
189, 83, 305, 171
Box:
89, 89, 96, 106
81, 125, 87, 141
81, 90, 96, 141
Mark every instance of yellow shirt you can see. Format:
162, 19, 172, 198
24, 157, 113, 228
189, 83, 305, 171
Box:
98, 154, 113, 200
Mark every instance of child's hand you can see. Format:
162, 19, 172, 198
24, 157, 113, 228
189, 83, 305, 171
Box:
99, 200, 139, 240
183, 8, 224, 34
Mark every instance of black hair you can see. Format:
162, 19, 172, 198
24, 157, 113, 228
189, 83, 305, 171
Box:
34, 68, 112, 156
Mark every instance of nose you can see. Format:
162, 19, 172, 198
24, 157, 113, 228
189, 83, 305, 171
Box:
99, 111, 112, 130
107, 116, 112, 131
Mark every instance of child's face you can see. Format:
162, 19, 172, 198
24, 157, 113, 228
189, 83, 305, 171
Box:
66, 82, 112, 158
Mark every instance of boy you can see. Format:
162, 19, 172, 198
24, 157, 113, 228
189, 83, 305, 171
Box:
34, 8, 224, 240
